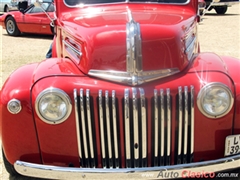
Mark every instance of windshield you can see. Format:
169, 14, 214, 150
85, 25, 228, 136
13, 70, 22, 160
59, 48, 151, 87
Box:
26, 2, 54, 13
65, 0, 188, 6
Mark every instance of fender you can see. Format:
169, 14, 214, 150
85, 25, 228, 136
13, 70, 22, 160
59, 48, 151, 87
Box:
189, 52, 229, 73
190, 53, 240, 134
221, 56, 240, 134
1, 58, 83, 164
32, 58, 83, 83
0, 63, 41, 164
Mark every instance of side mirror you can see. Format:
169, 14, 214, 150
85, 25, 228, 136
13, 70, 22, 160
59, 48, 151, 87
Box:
18, 1, 28, 13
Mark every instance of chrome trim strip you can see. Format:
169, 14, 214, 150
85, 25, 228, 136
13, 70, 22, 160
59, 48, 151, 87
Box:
183, 86, 188, 156
139, 88, 147, 162
126, 8, 133, 22
80, 89, 89, 159
64, 0, 191, 8
105, 91, 113, 168
124, 89, 131, 167
86, 89, 95, 165
190, 86, 194, 154
208, 1, 239, 6
154, 89, 158, 158
98, 90, 106, 167
112, 90, 119, 167
14, 154, 240, 179
73, 89, 82, 163
126, 9, 142, 75
63, 40, 82, 57
132, 88, 139, 166
166, 89, 171, 158
185, 36, 196, 60
178, 87, 183, 157
88, 68, 180, 86
160, 89, 164, 157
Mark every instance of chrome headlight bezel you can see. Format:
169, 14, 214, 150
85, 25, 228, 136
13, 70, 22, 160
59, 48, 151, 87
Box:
197, 82, 234, 118
7, 99, 22, 114
35, 88, 72, 124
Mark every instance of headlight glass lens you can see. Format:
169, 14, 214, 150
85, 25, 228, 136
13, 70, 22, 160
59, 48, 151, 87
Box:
197, 83, 233, 118
36, 88, 72, 124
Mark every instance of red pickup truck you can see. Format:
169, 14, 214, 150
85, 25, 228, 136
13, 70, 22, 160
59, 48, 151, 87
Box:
1, 0, 240, 179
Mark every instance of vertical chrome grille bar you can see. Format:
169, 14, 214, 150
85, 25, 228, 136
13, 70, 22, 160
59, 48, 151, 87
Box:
178, 87, 183, 162
190, 86, 194, 156
80, 89, 89, 162
112, 90, 119, 168
73, 89, 83, 166
132, 88, 139, 167
124, 89, 131, 168
139, 88, 147, 167
183, 86, 188, 162
160, 89, 165, 165
98, 90, 106, 168
86, 89, 95, 167
105, 91, 113, 168
166, 88, 171, 165
154, 89, 159, 166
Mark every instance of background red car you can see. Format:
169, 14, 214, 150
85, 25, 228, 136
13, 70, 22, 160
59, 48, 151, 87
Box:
0, 0, 54, 36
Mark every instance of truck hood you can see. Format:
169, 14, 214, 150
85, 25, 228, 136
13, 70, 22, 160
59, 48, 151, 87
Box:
61, 5, 198, 85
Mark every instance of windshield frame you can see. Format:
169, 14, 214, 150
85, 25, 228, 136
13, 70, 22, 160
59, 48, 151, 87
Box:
25, 2, 54, 14
63, 0, 190, 8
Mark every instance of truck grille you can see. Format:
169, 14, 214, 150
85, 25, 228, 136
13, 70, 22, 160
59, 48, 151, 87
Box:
73, 86, 194, 168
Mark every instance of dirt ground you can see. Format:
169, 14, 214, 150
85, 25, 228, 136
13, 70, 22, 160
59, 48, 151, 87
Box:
0, 4, 240, 180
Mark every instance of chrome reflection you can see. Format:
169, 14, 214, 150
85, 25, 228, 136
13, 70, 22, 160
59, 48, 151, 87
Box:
73, 86, 194, 168
89, 68, 180, 86
124, 89, 131, 168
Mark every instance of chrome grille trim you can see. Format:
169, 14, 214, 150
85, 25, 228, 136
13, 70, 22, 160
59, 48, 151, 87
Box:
132, 88, 139, 167
154, 90, 159, 160
80, 89, 89, 161
73, 86, 194, 168
139, 88, 147, 165
190, 86, 195, 155
73, 89, 83, 165
105, 91, 113, 168
160, 89, 165, 159
178, 87, 183, 158
86, 89, 95, 167
112, 90, 119, 168
124, 89, 131, 168
166, 88, 171, 165
98, 90, 106, 168
183, 86, 188, 162
176, 86, 195, 164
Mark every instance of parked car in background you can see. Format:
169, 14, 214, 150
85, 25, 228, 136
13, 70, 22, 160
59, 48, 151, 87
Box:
203, 0, 239, 14
1, 0, 240, 179
0, 0, 54, 36
198, 0, 206, 14
0, 0, 18, 12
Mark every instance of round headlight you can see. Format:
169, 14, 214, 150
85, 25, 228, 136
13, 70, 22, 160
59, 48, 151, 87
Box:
197, 83, 233, 118
35, 88, 72, 124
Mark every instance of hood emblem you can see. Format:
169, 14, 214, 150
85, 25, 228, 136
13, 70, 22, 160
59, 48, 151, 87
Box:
89, 10, 180, 86
126, 9, 143, 85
